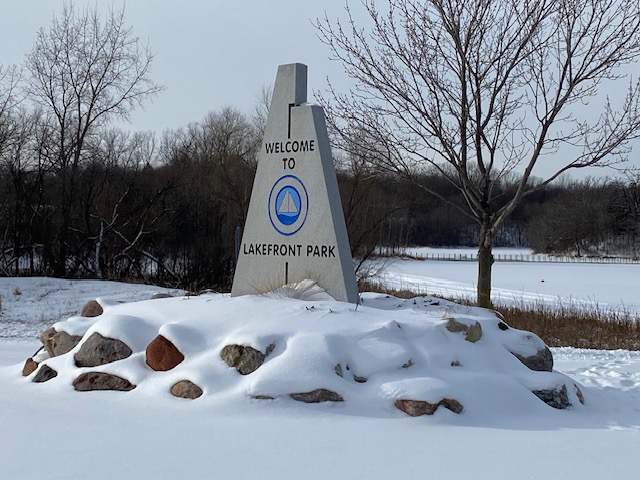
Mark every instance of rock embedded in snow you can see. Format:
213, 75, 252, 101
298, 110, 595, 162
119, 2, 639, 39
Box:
512, 347, 554, 372
289, 389, 344, 403
80, 299, 103, 317
32, 365, 58, 383
574, 384, 585, 405
395, 398, 464, 416
445, 318, 483, 343
39, 327, 82, 358
74, 332, 133, 367
73, 372, 136, 392
146, 335, 184, 371
532, 384, 571, 409
22, 358, 38, 377
220, 344, 267, 375
170, 380, 203, 399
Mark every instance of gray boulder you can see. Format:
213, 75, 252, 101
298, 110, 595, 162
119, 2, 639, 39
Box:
289, 389, 344, 403
512, 346, 554, 372
73, 372, 136, 391
32, 365, 58, 383
220, 344, 266, 375
532, 384, 571, 409
39, 327, 82, 357
74, 332, 132, 367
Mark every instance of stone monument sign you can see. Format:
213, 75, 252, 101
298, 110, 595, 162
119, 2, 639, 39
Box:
231, 63, 358, 303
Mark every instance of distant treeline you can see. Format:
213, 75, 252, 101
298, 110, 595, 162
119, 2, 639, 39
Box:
1, 106, 639, 290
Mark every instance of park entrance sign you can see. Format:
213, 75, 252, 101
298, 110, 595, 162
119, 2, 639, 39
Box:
231, 63, 358, 303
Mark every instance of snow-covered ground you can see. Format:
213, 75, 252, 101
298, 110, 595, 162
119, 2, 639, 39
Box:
377, 250, 640, 315
1, 259, 639, 480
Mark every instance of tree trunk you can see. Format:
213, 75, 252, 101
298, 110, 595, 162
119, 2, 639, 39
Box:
477, 224, 494, 308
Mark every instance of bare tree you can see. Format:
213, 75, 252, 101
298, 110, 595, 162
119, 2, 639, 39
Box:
24, 3, 163, 276
316, 0, 640, 306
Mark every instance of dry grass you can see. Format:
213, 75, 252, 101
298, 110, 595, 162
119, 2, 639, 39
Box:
360, 284, 640, 351
494, 302, 640, 351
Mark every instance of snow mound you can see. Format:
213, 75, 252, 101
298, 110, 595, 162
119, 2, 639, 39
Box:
20, 292, 584, 420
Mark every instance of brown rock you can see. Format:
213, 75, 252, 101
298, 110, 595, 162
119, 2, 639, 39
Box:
395, 399, 438, 416
80, 300, 103, 317
395, 398, 464, 416
73, 372, 136, 392
289, 389, 344, 403
439, 398, 464, 414
170, 380, 203, 399
32, 365, 58, 383
146, 335, 185, 371
252, 395, 275, 400
75, 332, 132, 367
353, 375, 368, 383
220, 344, 265, 375
39, 327, 83, 357
22, 358, 38, 376
445, 318, 483, 343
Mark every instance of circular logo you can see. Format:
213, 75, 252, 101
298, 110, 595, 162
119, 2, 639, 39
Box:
269, 175, 309, 236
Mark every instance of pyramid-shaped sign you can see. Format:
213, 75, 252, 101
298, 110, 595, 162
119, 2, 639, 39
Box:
231, 63, 358, 303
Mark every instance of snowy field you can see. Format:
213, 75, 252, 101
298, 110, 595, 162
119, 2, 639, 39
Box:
1, 256, 639, 480
378, 247, 640, 315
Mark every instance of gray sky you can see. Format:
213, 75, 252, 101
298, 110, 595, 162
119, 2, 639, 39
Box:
1, 0, 350, 132
2, 0, 638, 178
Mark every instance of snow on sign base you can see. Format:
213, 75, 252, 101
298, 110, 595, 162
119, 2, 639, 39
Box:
231, 63, 357, 303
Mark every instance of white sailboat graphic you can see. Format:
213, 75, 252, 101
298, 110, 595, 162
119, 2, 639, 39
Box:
278, 189, 299, 215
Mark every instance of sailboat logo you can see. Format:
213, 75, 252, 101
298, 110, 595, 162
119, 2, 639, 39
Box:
269, 175, 309, 236
276, 187, 301, 225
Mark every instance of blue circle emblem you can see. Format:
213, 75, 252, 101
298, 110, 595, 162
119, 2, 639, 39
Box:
269, 175, 308, 236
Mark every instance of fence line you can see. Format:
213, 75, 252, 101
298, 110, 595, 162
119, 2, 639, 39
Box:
407, 252, 640, 264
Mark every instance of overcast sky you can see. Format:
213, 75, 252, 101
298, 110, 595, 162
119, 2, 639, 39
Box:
2, 0, 638, 178
1, 0, 351, 132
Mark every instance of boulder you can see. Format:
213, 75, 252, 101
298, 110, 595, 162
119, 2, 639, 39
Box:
289, 389, 344, 403
22, 358, 38, 377
575, 384, 585, 405
512, 346, 553, 372
532, 384, 571, 409
220, 344, 266, 375
170, 380, 203, 399
32, 365, 58, 383
395, 398, 464, 416
74, 332, 132, 367
39, 327, 83, 358
80, 300, 103, 317
146, 335, 185, 371
445, 318, 483, 343
73, 372, 136, 392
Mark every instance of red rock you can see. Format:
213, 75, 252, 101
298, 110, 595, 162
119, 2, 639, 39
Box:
146, 335, 184, 371
22, 358, 38, 376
